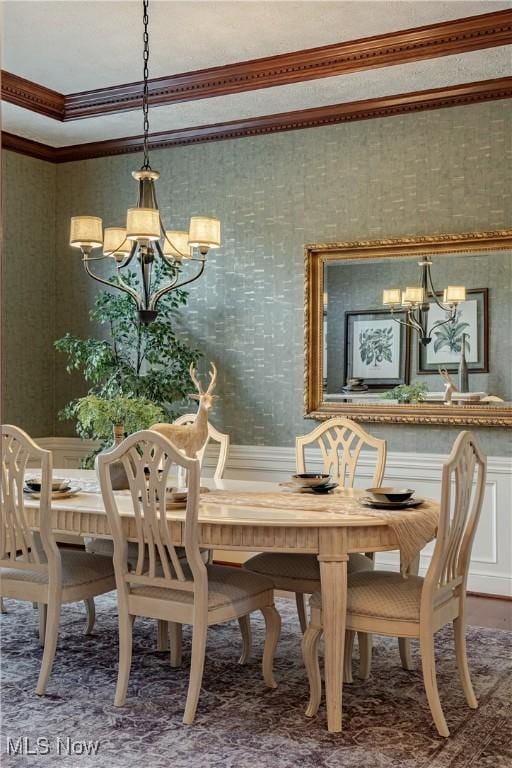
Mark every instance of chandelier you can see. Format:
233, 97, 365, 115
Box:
382, 255, 466, 346
69, 0, 221, 324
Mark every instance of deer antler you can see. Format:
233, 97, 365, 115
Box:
206, 362, 217, 394
189, 363, 204, 395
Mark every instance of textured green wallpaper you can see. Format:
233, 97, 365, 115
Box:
3, 99, 512, 455
1, 151, 56, 436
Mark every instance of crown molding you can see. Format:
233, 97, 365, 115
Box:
1, 70, 64, 119
2, 10, 512, 121
3, 77, 512, 164
2, 131, 57, 162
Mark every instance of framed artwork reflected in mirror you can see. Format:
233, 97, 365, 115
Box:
344, 309, 410, 389
417, 288, 489, 374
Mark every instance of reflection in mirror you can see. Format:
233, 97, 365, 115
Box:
323, 249, 511, 406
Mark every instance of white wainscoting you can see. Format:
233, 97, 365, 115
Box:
38, 438, 512, 597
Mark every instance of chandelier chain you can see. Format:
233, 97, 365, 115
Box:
142, 0, 150, 169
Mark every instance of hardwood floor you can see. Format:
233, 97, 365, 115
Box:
466, 594, 512, 630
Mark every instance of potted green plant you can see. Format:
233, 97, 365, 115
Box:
55, 265, 200, 472
380, 381, 428, 404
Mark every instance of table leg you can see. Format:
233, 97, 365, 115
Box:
319, 547, 348, 733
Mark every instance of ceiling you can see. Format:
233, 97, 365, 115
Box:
2, 1, 511, 150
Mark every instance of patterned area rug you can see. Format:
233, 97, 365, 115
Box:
1, 594, 511, 768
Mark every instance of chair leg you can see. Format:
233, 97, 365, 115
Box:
169, 622, 183, 668
84, 598, 95, 635
157, 619, 169, 651
38, 603, 47, 646
303, 606, 323, 717
0, 597, 6, 613
420, 631, 449, 737
295, 593, 308, 634
454, 613, 477, 709
238, 614, 252, 665
357, 633, 372, 679
398, 638, 414, 671
261, 606, 280, 688
36, 596, 61, 695
183, 622, 208, 725
115, 610, 134, 707
343, 630, 355, 684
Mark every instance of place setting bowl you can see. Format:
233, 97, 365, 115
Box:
164, 486, 210, 508
289, 473, 339, 494
361, 487, 424, 509
24, 477, 82, 499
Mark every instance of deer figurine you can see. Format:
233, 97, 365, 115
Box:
150, 362, 218, 458
439, 367, 458, 404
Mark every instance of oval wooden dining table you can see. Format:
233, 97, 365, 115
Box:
22, 469, 439, 733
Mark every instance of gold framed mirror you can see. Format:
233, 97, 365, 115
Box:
304, 230, 512, 426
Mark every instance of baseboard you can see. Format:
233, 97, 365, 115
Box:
37, 437, 512, 597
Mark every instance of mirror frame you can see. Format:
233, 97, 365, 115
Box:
304, 229, 512, 427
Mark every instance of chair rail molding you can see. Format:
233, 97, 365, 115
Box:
38, 437, 512, 597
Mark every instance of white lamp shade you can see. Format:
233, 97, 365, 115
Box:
126, 208, 160, 241
70, 216, 103, 248
382, 288, 401, 306
443, 285, 466, 304
403, 286, 425, 304
163, 230, 192, 259
188, 216, 221, 249
103, 227, 131, 258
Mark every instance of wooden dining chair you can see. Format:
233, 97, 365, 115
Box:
0, 425, 116, 694
96, 429, 280, 724
303, 431, 486, 737
86, 415, 229, 639
244, 417, 387, 675
154, 415, 230, 654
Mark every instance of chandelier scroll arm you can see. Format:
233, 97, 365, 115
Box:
83, 259, 142, 309
426, 262, 452, 312
389, 310, 424, 337
150, 260, 205, 311
114, 264, 144, 307
427, 311, 458, 337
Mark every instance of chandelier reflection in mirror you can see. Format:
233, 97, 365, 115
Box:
69, 0, 220, 324
382, 254, 466, 346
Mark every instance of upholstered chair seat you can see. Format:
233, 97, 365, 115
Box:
2, 550, 114, 589
310, 571, 425, 622
245, 552, 374, 595
131, 564, 273, 610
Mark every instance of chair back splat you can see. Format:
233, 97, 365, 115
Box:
1, 425, 58, 578
296, 417, 386, 488
422, 431, 486, 616
96, 431, 204, 599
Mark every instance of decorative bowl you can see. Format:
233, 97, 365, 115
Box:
25, 477, 70, 492
292, 473, 331, 488
366, 487, 414, 503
